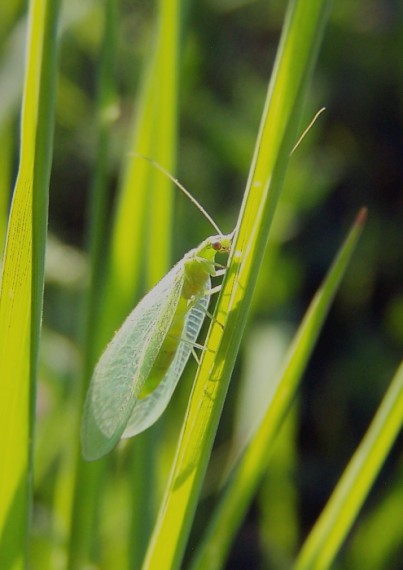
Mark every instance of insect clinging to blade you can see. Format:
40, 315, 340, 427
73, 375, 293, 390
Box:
81, 158, 233, 461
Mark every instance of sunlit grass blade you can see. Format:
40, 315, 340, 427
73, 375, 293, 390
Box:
189, 208, 367, 570
294, 359, 403, 570
0, 0, 60, 567
141, 1, 332, 568
145, 0, 181, 287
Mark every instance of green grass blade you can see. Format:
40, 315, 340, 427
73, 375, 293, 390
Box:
0, 0, 60, 567
141, 1, 332, 568
66, 2, 119, 569
294, 359, 403, 570
127, 1, 183, 568
97, 0, 180, 345
190, 209, 367, 570
84, 0, 119, 363
145, 0, 181, 287
67, 0, 183, 568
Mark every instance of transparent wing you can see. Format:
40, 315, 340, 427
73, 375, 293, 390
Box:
122, 278, 211, 438
81, 262, 185, 461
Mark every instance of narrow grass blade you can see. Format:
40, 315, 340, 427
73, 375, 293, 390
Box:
67, 0, 182, 568
96, 0, 180, 349
128, 0, 182, 568
190, 209, 367, 570
294, 359, 403, 570
0, 0, 60, 567
145, 0, 181, 287
66, 2, 119, 569
141, 1, 332, 568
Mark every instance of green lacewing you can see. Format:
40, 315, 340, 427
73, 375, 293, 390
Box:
81, 159, 232, 461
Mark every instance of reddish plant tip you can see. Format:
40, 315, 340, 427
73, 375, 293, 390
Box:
355, 207, 368, 227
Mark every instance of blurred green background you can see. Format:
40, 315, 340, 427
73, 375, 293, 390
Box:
1, 0, 402, 568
